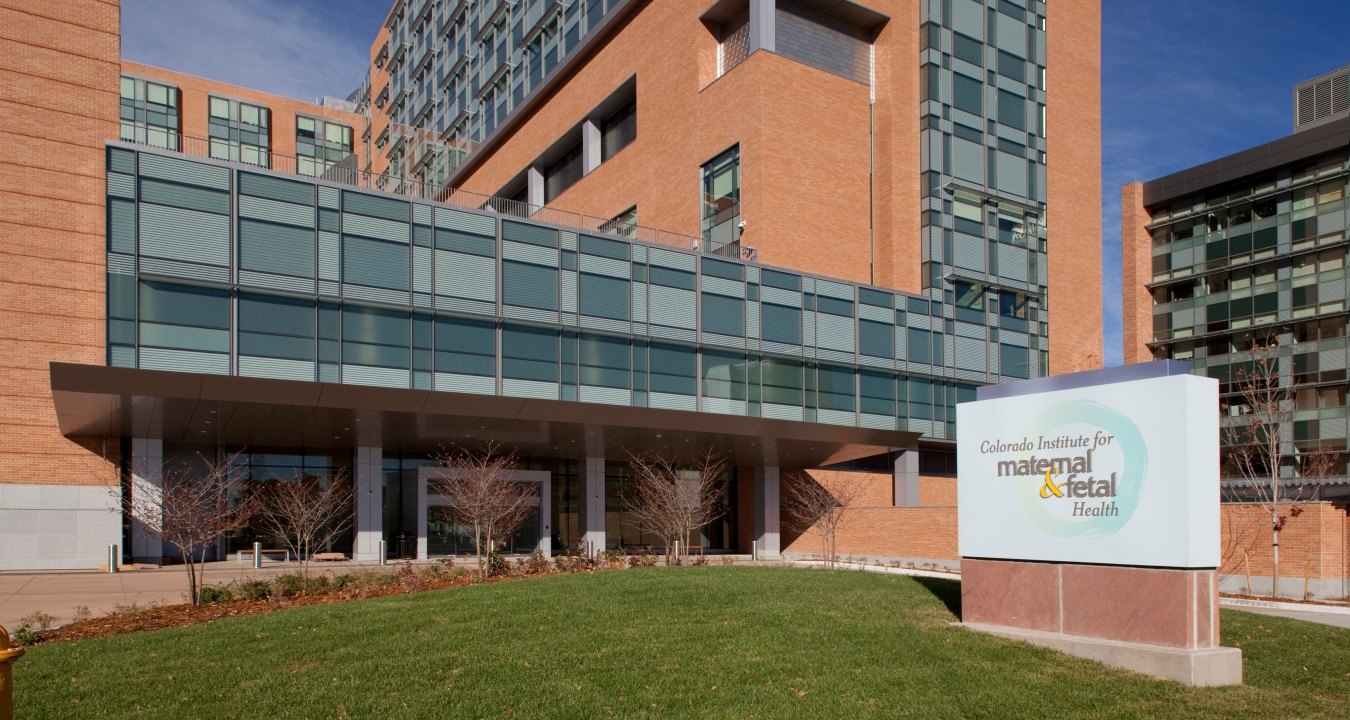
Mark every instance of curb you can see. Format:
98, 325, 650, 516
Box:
1220, 597, 1350, 615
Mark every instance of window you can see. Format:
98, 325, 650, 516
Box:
119, 75, 180, 150
599, 206, 637, 239
649, 342, 696, 396
434, 316, 495, 376
544, 142, 583, 202
138, 281, 230, 353
997, 51, 1025, 83
701, 146, 740, 250
342, 305, 409, 369
953, 192, 983, 235
238, 293, 315, 361
297, 116, 354, 178
817, 365, 855, 412
953, 33, 983, 66
952, 73, 982, 115
761, 358, 804, 406
207, 96, 271, 167
502, 325, 559, 382
954, 281, 984, 323
579, 333, 630, 388
601, 98, 636, 161
702, 350, 747, 401
998, 90, 1026, 131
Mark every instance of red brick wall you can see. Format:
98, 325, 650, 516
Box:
0, 0, 120, 487
1045, 1, 1103, 373
1221, 502, 1349, 585
1120, 181, 1154, 364
781, 470, 958, 561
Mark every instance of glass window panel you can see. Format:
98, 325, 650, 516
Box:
998, 90, 1026, 131
579, 273, 629, 320
952, 73, 983, 115
761, 357, 804, 406
209, 97, 229, 119
702, 293, 745, 336
139, 280, 230, 329
817, 364, 855, 412
649, 342, 696, 395
702, 350, 746, 400
860, 370, 896, 416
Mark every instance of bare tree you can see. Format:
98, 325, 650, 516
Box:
1222, 336, 1336, 598
624, 450, 727, 565
252, 469, 355, 580
126, 452, 256, 604
783, 471, 871, 569
431, 442, 536, 580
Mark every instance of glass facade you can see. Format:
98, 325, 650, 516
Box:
919, 0, 1050, 378
382, 0, 623, 185
107, 144, 1046, 443
1146, 149, 1350, 477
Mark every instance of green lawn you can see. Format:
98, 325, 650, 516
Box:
14, 567, 1349, 719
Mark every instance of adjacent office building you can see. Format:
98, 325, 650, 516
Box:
1122, 65, 1350, 598
0, 0, 1101, 570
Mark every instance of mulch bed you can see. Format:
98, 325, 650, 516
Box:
35, 574, 478, 645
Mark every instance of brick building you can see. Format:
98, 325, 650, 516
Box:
0, 0, 1102, 571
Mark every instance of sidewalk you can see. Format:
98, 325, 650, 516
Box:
0, 559, 391, 630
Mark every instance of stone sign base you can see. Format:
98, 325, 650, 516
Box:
960, 557, 1243, 686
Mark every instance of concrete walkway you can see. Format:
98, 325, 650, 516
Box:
0, 559, 394, 630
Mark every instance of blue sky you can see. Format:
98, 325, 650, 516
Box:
122, 0, 1350, 366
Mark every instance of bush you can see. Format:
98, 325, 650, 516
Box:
197, 585, 234, 604
720, 555, 736, 566
332, 573, 360, 591
21, 611, 56, 632
519, 549, 551, 576
627, 548, 657, 568
71, 605, 92, 622
486, 551, 510, 578
234, 579, 272, 601
419, 563, 452, 582
396, 560, 421, 590
271, 574, 304, 599
692, 554, 709, 567
11, 623, 40, 647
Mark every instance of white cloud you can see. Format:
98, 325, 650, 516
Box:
121, 0, 382, 103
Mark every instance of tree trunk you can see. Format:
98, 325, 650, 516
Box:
1271, 523, 1281, 600
183, 550, 198, 605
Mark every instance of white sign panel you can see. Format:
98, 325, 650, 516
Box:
957, 372, 1219, 568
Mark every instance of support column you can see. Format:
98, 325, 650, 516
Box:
129, 438, 163, 564
754, 465, 780, 558
538, 475, 552, 557
579, 456, 606, 555
527, 167, 545, 209
354, 446, 383, 562
893, 445, 920, 507
749, 0, 776, 54
582, 119, 602, 175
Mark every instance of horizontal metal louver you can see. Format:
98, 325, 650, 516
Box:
343, 191, 408, 222
239, 219, 315, 277
436, 207, 495, 235
140, 178, 230, 215
343, 213, 409, 243
139, 204, 229, 266
434, 373, 496, 395
239, 172, 315, 205
343, 235, 409, 290
648, 286, 696, 328
240, 195, 314, 227
238, 356, 315, 382
341, 364, 410, 388
138, 153, 230, 190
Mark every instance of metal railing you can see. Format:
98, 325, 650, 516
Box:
117, 132, 752, 260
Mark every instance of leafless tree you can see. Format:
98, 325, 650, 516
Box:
252, 469, 355, 580
431, 442, 536, 580
1222, 336, 1336, 598
783, 471, 871, 569
624, 450, 727, 565
125, 452, 256, 604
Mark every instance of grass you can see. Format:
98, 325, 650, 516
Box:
13, 567, 1350, 719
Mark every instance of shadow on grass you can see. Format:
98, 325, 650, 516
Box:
912, 575, 962, 619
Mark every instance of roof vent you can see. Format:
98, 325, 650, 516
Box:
1294, 65, 1350, 132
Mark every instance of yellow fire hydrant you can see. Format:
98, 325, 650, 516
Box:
0, 625, 23, 720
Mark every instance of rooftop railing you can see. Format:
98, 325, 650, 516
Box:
116, 132, 752, 261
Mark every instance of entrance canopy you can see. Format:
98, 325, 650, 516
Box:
50, 363, 917, 467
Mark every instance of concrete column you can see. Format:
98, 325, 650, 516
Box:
749, 0, 776, 54
754, 465, 780, 558
354, 446, 383, 561
527, 166, 545, 208
581, 119, 602, 175
416, 473, 429, 561
538, 474, 553, 557
130, 438, 164, 563
893, 445, 920, 507
579, 456, 606, 554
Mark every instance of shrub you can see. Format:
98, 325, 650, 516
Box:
519, 549, 551, 576
692, 554, 709, 567
332, 573, 360, 591
600, 548, 627, 569
627, 548, 657, 568
396, 560, 421, 590
486, 551, 510, 578
21, 611, 56, 632
720, 555, 736, 566
197, 585, 234, 604
419, 563, 452, 582
271, 574, 304, 599
71, 605, 92, 622
234, 579, 272, 601
304, 575, 331, 593
11, 623, 40, 647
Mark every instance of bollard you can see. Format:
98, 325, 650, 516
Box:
107, 544, 119, 574
0, 624, 25, 720
378, 540, 387, 566
752, 539, 758, 562
252, 541, 262, 570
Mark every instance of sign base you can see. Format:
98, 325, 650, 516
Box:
961, 557, 1242, 686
